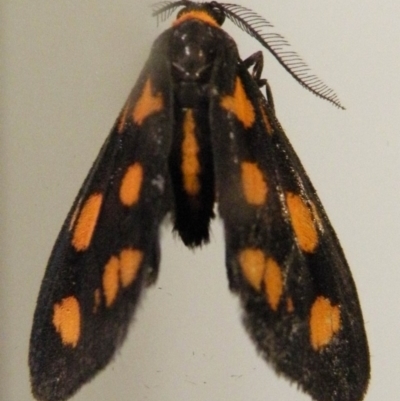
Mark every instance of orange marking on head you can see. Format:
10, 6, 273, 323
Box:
119, 163, 143, 206
173, 10, 219, 27
238, 248, 265, 291
119, 248, 143, 287
71, 193, 103, 251
103, 256, 120, 307
241, 162, 268, 205
286, 192, 318, 253
52, 296, 81, 347
182, 109, 200, 196
133, 78, 163, 125
263, 257, 283, 311
220, 77, 255, 128
309, 296, 341, 350
286, 297, 294, 313
118, 102, 130, 134
260, 105, 273, 135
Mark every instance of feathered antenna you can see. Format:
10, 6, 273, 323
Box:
152, 1, 188, 25
220, 3, 344, 109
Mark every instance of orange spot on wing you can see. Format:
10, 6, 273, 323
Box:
239, 248, 265, 291
220, 77, 255, 128
133, 79, 163, 125
309, 296, 341, 350
173, 10, 219, 27
286, 192, 318, 253
239, 248, 283, 311
241, 162, 268, 205
119, 248, 143, 287
263, 258, 283, 311
102, 248, 143, 307
71, 193, 103, 251
119, 163, 143, 206
52, 296, 81, 347
103, 256, 120, 307
182, 109, 200, 196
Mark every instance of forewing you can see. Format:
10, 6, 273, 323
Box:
29, 32, 174, 401
210, 59, 369, 401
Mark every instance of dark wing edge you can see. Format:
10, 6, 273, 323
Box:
29, 31, 174, 401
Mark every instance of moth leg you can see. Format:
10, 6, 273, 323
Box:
243, 51, 275, 111
243, 51, 264, 82
262, 80, 275, 113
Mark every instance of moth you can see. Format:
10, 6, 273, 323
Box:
29, 2, 370, 401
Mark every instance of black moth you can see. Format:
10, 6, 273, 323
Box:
29, 2, 370, 401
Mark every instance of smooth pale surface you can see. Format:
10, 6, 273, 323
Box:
1, 0, 398, 400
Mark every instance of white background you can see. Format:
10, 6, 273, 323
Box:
1, 0, 398, 400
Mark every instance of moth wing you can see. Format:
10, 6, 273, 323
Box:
210, 60, 369, 401
29, 31, 174, 401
